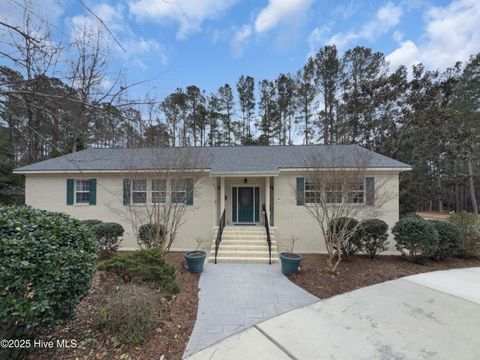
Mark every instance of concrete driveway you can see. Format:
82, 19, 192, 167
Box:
186, 267, 480, 360
183, 263, 318, 358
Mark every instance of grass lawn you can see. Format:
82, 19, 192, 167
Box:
288, 254, 480, 299
31, 252, 199, 360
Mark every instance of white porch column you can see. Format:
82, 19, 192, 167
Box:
220, 177, 225, 214
265, 176, 270, 219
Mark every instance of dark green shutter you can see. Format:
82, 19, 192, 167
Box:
232, 187, 237, 222
186, 178, 193, 205
67, 179, 74, 205
366, 176, 375, 206
123, 179, 131, 205
89, 179, 97, 205
255, 187, 260, 222
296, 177, 305, 206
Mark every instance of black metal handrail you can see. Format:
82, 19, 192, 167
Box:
263, 204, 272, 265
214, 209, 226, 264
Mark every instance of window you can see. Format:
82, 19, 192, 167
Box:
75, 180, 90, 204
171, 179, 186, 204
325, 183, 343, 204
348, 181, 365, 203
132, 179, 147, 204
152, 179, 166, 203
304, 181, 321, 204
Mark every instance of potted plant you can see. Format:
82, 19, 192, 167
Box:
184, 238, 207, 274
280, 236, 302, 275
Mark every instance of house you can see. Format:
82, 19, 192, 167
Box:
14, 145, 410, 262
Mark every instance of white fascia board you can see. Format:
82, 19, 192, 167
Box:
278, 167, 412, 172
209, 171, 279, 177
13, 169, 211, 175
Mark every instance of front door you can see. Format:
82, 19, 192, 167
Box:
238, 187, 254, 223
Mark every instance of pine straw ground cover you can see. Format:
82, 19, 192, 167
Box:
288, 254, 480, 299
30, 252, 199, 360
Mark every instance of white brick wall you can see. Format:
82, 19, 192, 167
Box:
25, 173, 216, 251
24, 170, 401, 253
272, 171, 400, 253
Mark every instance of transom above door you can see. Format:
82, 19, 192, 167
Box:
232, 186, 260, 223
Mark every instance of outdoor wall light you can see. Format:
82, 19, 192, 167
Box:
244, 178, 248, 184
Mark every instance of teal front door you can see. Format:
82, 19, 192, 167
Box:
238, 187, 254, 222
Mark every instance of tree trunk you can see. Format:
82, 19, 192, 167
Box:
467, 159, 478, 215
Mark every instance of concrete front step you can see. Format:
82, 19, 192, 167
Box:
211, 245, 277, 251
210, 225, 278, 264
218, 240, 276, 245
208, 256, 279, 264
210, 249, 277, 257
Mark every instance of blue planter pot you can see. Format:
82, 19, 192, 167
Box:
185, 250, 207, 274
280, 252, 302, 275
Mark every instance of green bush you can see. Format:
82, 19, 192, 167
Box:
358, 219, 389, 258
138, 223, 165, 248
97, 247, 179, 295
329, 217, 361, 257
98, 284, 161, 345
81, 219, 103, 227
449, 211, 480, 258
0, 206, 97, 349
392, 217, 439, 261
91, 222, 124, 258
429, 220, 462, 259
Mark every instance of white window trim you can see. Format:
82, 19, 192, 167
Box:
75, 180, 90, 205
304, 178, 366, 205
132, 179, 147, 204
171, 179, 187, 204
151, 179, 167, 204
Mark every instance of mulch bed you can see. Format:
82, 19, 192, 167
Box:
30, 252, 199, 360
288, 254, 480, 299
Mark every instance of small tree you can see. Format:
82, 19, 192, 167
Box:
299, 148, 390, 273
123, 148, 211, 252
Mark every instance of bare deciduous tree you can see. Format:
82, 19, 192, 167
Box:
123, 148, 211, 252
299, 148, 391, 273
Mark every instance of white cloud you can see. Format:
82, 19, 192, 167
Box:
308, 23, 333, 56
0, 0, 65, 28
386, 0, 480, 71
229, 0, 311, 58
230, 24, 253, 58
68, 3, 168, 66
386, 40, 420, 69
327, 2, 403, 49
254, 0, 312, 33
128, 0, 238, 39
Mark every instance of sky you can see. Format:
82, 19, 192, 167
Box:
1, 0, 480, 100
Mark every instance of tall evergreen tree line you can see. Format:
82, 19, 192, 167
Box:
0, 19, 479, 214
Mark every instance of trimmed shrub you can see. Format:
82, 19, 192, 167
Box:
392, 217, 439, 261
0, 206, 97, 349
329, 217, 361, 257
97, 247, 179, 295
98, 284, 161, 345
429, 220, 462, 259
91, 222, 124, 258
138, 223, 165, 248
449, 211, 480, 258
358, 219, 389, 258
81, 219, 103, 227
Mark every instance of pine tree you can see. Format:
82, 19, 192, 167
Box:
294, 59, 316, 144
217, 84, 235, 145
236, 75, 255, 143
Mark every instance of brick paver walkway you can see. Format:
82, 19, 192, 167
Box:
183, 263, 318, 358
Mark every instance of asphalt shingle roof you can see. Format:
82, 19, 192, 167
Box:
14, 145, 411, 174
